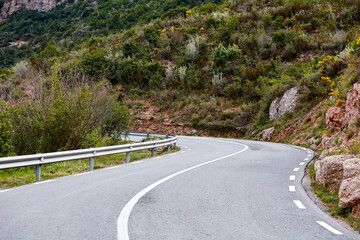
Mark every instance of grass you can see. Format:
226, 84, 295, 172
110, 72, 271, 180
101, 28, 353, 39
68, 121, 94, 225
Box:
308, 163, 360, 232
0, 146, 180, 189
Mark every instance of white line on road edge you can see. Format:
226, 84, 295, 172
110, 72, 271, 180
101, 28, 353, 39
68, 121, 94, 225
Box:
293, 200, 306, 209
117, 140, 249, 240
305, 157, 309, 161
105, 166, 121, 170
131, 161, 144, 164
289, 175, 296, 180
307, 154, 311, 157
289, 186, 295, 192
0, 189, 11, 193
33, 180, 54, 185
293, 168, 299, 172
75, 172, 92, 176
299, 162, 305, 166
316, 221, 343, 235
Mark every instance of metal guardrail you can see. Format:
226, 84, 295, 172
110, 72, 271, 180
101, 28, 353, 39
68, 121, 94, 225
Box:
0, 132, 177, 181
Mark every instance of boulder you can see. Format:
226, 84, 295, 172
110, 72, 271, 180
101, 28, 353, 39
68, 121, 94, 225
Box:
258, 127, 275, 141
339, 175, 360, 217
325, 106, 343, 129
344, 82, 360, 125
315, 154, 355, 191
269, 86, 304, 121
343, 158, 360, 179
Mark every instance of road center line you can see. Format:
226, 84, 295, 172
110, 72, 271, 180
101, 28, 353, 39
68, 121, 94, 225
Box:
117, 140, 249, 240
289, 175, 296, 180
316, 221, 343, 235
293, 200, 306, 209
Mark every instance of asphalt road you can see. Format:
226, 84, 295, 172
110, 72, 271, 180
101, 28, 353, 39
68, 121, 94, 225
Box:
0, 136, 359, 240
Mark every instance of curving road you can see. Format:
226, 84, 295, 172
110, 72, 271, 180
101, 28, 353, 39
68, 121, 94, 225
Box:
0, 136, 359, 240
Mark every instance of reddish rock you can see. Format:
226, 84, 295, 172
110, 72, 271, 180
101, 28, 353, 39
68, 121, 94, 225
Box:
344, 82, 360, 124
339, 175, 360, 217
258, 127, 275, 141
315, 154, 355, 191
325, 106, 343, 130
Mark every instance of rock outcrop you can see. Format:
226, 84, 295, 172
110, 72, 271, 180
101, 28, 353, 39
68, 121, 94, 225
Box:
339, 175, 360, 217
258, 127, 275, 141
315, 154, 355, 191
269, 86, 305, 121
0, 0, 65, 21
325, 106, 343, 130
316, 155, 360, 216
343, 158, 360, 179
344, 82, 360, 125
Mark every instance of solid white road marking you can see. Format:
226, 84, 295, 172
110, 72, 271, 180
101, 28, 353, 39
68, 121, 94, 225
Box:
106, 166, 121, 170
75, 172, 92, 176
33, 180, 54, 185
293, 168, 299, 172
0, 189, 11, 193
316, 221, 343, 235
117, 140, 249, 240
289, 186, 295, 192
293, 200, 306, 209
289, 175, 296, 180
299, 162, 305, 166
131, 161, 144, 164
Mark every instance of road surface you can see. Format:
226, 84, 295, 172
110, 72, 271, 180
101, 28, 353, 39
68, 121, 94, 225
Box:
0, 136, 358, 239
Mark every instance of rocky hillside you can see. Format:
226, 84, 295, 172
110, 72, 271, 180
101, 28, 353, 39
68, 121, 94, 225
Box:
0, 0, 65, 21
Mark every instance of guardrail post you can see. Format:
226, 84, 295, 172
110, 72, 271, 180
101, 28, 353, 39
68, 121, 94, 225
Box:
89, 157, 94, 171
35, 165, 41, 181
147, 132, 149, 138
167, 145, 171, 154
126, 152, 130, 163
174, 142, 176, 149
151, 148, 155, 157
165, 134, 169, 139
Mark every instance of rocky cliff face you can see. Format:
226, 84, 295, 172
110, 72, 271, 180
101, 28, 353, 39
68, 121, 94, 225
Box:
0, 0, 65, 21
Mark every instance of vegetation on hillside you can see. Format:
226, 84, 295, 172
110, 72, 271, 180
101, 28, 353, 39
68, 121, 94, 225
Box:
0, 0, 223, 68
1, 0, 360, 153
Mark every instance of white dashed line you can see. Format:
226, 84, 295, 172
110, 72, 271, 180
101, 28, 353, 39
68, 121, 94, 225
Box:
188, 149, 192, 151
289, 186, 296, 192
33, 179, 54, 185
316, 221, 343, 235
0, 189, 11, 193
289, 175, 296, 180
293, 168, 299, 172
307, 154, 311, 157
131, 160, 144, 164
299, 162, 305, 166
305, 157, 309, 161
75, 172, 92, 176
153, 157, 162, 159
293, 200, 306, 209
180, 151, 185, 154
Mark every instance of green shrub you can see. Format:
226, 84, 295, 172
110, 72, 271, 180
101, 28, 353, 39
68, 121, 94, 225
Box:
82, 48, 108, 77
